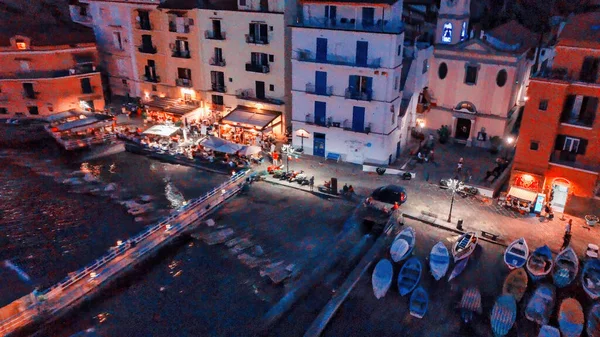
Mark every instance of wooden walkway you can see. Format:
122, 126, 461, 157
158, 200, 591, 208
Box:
0, 170, 249, 336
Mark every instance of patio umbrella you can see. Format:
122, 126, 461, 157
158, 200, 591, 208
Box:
200, 136, 243, 154
238, 145, 262, 156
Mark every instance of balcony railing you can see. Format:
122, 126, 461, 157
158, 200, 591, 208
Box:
293, 17, 404, 34
6, 66, 98, 80
535, 67, 600, 85
208, 103, 225, 112
245, 63, 270, 73
169, 22, 190, 33
22, 92, 39, 99
245, 34, 269, 45
209, 57, 226, 66
345, 88, 373, 101
138, 45, 157, 54
305, 83, 333, 96
296, 50, 382, 68
550, 150, 600, 173
205, 31, 226, 40
136, 22, 153, 30
236, 89, 284, 105
176, 78, 192, 87
142, 75, 160, 83
172, 50, 191, 58
342, 120, 372, 134
211, 84, 227, 93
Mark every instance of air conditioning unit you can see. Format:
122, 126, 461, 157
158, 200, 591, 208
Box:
262, 65, 269, 72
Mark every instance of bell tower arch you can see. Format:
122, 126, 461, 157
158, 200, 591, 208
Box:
435, 0, 471, 45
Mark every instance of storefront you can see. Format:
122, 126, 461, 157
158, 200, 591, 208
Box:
506, 171, 546, 214
218, 105, 281, 146
143, 96, 203, 125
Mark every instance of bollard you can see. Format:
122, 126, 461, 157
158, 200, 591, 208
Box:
456, 219, 463, 230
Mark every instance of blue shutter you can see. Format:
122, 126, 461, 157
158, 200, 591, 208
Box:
314, 101, 326, 126
352, 106, 365, 132
356, 41, 368, 66
315, 71, 327, 95
316, 38, 327, 62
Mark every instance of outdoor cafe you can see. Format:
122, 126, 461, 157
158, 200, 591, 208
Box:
218, 105, 282, 146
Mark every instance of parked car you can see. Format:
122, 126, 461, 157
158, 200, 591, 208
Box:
371, 185, 407, 205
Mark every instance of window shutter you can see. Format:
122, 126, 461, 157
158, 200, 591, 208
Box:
561, 95, 575, 122
578, 139, 588, 154
583, 97, 598, 125
554, 135, 565, 150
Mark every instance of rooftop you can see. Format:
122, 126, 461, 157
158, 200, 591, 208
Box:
158, 0, 239, 11
484, 20, 537, 54
557, 11, 600, 49
0, 0, 95, 48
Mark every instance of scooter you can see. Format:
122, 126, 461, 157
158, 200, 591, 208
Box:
272, 170, 285, 179
267, 164, 284, 174
288, 170, 304, 183
295, 172, 309, 185
279, 171, 294, 180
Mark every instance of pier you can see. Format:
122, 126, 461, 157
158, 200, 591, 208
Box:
0, 170, 249, 337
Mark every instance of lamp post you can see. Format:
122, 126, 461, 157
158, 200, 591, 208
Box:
447, 178, 463, 223
282, 144, 293, 174
503, 136, 515, 159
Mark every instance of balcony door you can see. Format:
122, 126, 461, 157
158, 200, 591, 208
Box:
352, 106, 365, 132
211, 71, 224, 86
251, 52, 268, 65
316, 38, 327, 62
145, 60, 156, 78
356, 41, 368, 66
142, 34, 153, 47
212, 20, 222, 36
255, 81, 265, 99
315, 71, 327, 95
314, 101, 326, 126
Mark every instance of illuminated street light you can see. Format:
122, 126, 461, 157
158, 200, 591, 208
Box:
90, 272, 97, 279
506, 136, 514, 145
446, 179, 463, 223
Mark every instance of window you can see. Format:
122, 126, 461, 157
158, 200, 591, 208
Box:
122, 79, 128, 85
212, 95, 224, 105
394, 76, 399, 90
251, 52, 268, 65
325, 5, 337, 20
580, 56, 600, 83
438, 62, 448, 79
15, 39, 27, 50
177, 68, 191, 79
239, 0, 246, 6
422, 59, 428, 74
80, 78, 92, 94
465, 65, 478, 85
110, 6, 121, 25
19, 61, 30, 72
248, 23, 268, 43
0, 108, 7, 115
555, 135, 588, 156
496, 69, 507, 87
362, 7, 374, 27
137, 10, 151, 30
151, 85, 157, 91
530, 141, 539, 151
561, 95, 597, 126
460, 21, 468, 41
269, 54, 274, 62
23, 83, 35, 98
113, 32, 122, 50
539, 99, 548, 111
269, 84, 274, 91
441, 22, 453, 43
27, 106, 39, 115
391, 105, 395, 125
563, 136, 580, 152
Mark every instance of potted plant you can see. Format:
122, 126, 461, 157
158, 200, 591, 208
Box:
489, 136, 502, 154
586, 215, 599, 227
437, 125, 450, 144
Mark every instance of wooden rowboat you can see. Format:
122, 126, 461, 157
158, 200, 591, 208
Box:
587, 302, 600, 337
552, 246, 579, 288
397, 257, 421, 296
491, 294, 517, 336
504, 238, 529, 270
409, 286, 428, 318
502, 268, 528, 302
525, 283, 556, 326
558, 298, 584, 337
452, 232, 477, 262
372, 259, 393, 299
527, 245, 553, 281
429, 241, 450, 281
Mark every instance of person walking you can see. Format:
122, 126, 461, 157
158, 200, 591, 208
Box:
565, 219, 572, 235
309, 176, 314, 191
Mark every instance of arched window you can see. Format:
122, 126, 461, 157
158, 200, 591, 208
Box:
496, 69, 508, 87
455, 101, 477, 113
438, 62, 448, 80
441, 22, 453, 43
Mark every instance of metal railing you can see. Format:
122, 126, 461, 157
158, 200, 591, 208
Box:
296, 50, 382, 68
0, 170, 249, 335
305, 83, 333, 96
176, 78, 192, 87
205, 31, 226, 40
345, 88, 373, 101
209, 57, 226, 66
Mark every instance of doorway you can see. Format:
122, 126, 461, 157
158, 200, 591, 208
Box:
455, 118, 471, 140
313, 133, 326, 157
255, 81, 265, 99
551, 183, 569, 213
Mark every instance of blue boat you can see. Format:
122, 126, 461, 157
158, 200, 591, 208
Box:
409, 286, 428, 318
397, 257, 421, 296
527, 245, 554, 281
552, 247, 579, 288
491, 294, 517, 336
504, 238, 529, 270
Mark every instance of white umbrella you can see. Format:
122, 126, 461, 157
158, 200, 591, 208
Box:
239, 145, 262, 156
200, 136, 243, 154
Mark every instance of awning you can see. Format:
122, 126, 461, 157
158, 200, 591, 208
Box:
45, 111, 86, 123
142, 124, 180, 137
56, 117, 103, 132
200, 136, 243, 154
507, 186, 537, 203
220, 105, 280, 131
144, 97, 199, 116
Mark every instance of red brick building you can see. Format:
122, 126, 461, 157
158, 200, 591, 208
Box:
0, 2, 104, 118
511, 12, 600, 213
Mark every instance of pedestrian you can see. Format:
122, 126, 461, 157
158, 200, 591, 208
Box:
309, 176, 314, 191
566, 219, 572, 235
429, 149, 435, 163
270, 143, 276, 155
561, 232, 572, 251
342, 183, 349, 194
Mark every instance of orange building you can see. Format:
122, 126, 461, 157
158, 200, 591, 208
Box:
0, 4, 104, 118
511, 12, 600, 213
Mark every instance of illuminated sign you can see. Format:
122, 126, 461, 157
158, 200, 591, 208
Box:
442, 22, 453, 43
460, 22, 468, 41
16, 41, 27, 50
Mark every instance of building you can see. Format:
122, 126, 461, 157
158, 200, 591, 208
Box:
511, 12, 600, 213
421, 0, 536, 147
290, 0, 407, 165
0, 1, 104, 118
70, 0, 296, 138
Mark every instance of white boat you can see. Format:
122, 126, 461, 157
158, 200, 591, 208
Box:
538, 325, 561, 337
452, 232, 478, 262
527, 245, 554, 281
525, 283, 556, 326
409, 286, 428, 319
397, 257, 421, 296
552, 246, 579, 288
582, 259, 600, 299
390, 227, 415, 262
448, 256, 469, 282
491, 294, 517, 336
429, 241, 450, 281
558, 298, 584, 337
504, 238, 529, 270
587, 302, 600, 337
372, 259, 393, 299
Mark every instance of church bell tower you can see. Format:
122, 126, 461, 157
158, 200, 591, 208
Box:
435, 0, 471, 45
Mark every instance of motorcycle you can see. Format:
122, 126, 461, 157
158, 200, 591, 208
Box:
295, 171, 309, 185
287, 170, 303, 182
267, 164, 284, 174
272, 170, 285, 179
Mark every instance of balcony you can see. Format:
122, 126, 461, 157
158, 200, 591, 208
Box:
136, 22, 153, 31
176, 78, 192, 87
172, 50, 191, 58
236, 89, 284, 105
209, 57, 226, 67
342, 120, 372, 134
142, 75, 160, 83
296, 50, 382, 69
535, 67, 600, 85
345, 88, 373, 101
245, 63, 270, 73
22, 92, 39, 99
305, 83, 333, 96
138, 45, 157, 54
292, 17, 404, 34
245, 34, 269, 45
205, 31, 226, 40
211, 84, 227, 93
550, 150, 600, 173
4, 66, 98, 80
169, 22, 190, 33
208, 103, 225, 112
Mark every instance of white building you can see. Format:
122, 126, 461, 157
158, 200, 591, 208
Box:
290, 0, 406, 165
421, 0, 537, 147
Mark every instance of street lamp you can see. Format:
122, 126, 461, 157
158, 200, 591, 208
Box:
446, 178, 463, 223
281, 144, 298, 174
